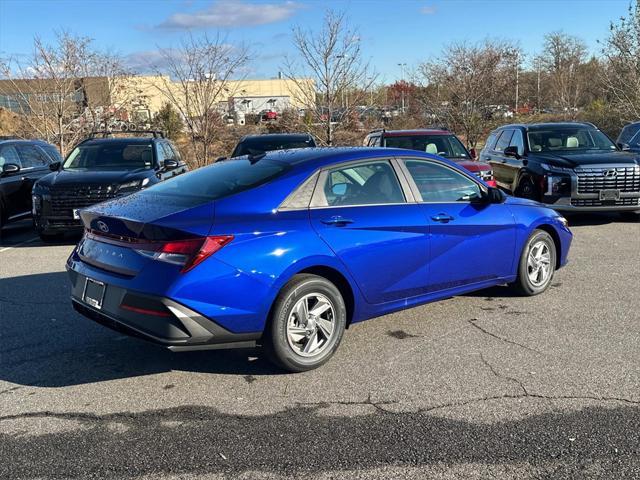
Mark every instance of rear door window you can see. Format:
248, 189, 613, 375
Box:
318, 161, 405, 207
620, 124, 640, 145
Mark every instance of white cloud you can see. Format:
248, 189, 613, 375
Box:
158, 0, 302, 29
420, 5, 436, 15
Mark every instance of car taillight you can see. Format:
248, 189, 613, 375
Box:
134, 235, 234, 272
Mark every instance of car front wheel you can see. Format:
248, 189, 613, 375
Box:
264, 274, 346, 372
511, 229, 556, 296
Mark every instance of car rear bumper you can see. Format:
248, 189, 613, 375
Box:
68, 268, 261, 351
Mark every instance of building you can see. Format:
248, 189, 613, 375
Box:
0, 75, 315, 124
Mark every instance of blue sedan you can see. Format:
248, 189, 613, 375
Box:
67, 148, 572, 371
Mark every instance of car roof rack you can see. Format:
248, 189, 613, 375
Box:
87, 130, 165, 139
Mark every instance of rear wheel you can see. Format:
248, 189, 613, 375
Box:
263, 274, 346, 372
510, 229, 556, 296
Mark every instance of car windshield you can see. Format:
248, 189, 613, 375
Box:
383, 135, 469, 158
527, 128, 617, 153
140, 158, 290, 204
63, 143, 154, 171
232, 137, 314, 157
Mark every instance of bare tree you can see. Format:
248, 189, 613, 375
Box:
0, 31, 133, 155
283, 10, 376, 146
417, 40, 520, 149
153, 33, 249, 166
540, 32, 588, 117
600, 0, 640, 121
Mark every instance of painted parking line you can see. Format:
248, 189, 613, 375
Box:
0, 236, 40, 253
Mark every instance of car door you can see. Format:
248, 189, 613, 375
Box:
14, 144, 51, 214
308, 158, 430, 304
0, 143, 25, 219
398, 157, 516, 292
504, 128, 526, 189
488, 129, 514, 189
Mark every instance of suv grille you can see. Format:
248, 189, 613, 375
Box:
50, 185, 117, 217
576, 166, 640, 194
571, 198, 640, 207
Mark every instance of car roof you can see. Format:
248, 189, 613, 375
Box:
370, 129, 452, 137
239, 133, 312, 142
78, 137, 155, 146
254, 146, 458, 173
0, 138, 55, 146
497, 122, 598, 131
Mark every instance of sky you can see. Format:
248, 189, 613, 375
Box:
0, 0, 633, 82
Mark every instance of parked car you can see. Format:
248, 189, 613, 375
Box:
226, 133, 316, 159
67, 147, 571, 372
0, 139, 62, 233
259, 110, 278, 122
363, 129, 497, 187
617, 121, 640, 153
32, 131, 188, 241
479, 122, 640, 216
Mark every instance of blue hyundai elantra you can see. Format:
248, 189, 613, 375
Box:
67, 147, 572, 371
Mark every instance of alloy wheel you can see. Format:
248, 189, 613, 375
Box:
527, 240, 552, 287
286, 293, 335, 357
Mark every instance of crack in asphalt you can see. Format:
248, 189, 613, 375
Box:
295, 394, 398, 413
468, 318, 542, 354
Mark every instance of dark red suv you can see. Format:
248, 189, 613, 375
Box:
363, 129, 497, 187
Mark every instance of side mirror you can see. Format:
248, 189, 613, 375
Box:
503, 146, 521, 159
1, 163, 20, 176
163, 159, 179, 170
49, 161, 61, 172
619, 143, 631, 151
215, 156, 228, 163
469, 147, 478, 160
331, 183, 348, 196
487, 187, 505, 203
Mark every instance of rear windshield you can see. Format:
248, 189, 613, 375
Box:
140, 158, 290, 203
64, 143, 154, 171
232, 137, 315, 157
383, 135, 469, 158
527, 128, 617, 153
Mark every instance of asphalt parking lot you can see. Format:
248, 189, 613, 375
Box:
1, 215, 639, 479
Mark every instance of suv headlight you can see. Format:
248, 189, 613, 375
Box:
117, 178, 149, 194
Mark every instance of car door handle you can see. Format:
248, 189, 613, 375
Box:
321, 216, 354, 226
431, 213, 454, 223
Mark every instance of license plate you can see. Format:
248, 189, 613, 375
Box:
73, 209, 80, 220
83, 278, 106, 310
599, 189, 620, 201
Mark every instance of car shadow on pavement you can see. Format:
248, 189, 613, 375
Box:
2, 403, 639, 477
0, 271, 283, 388
566, 212, 639, 227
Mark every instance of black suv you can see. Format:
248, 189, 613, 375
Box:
33, 132, 188, 240
0, 139, 62, 233
226, 133, 316, 159
480, 122, 640, 214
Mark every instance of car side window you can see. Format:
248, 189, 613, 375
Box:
320, 161, 405, 207
619, 124, 640, 144
494, 130, 514, 153
15, 144, 48, 168
167, 142, 181, 161
484, 132, 498, 151
156, 142, 168, 165
404, 159, 482, 203
509, 130, 525, 156
0, 145, 21, 168
42, 145, 62, 163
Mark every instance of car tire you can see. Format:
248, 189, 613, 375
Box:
511, 229, 556, 296
516, 177, 540, 201
263, 274, 346, 372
